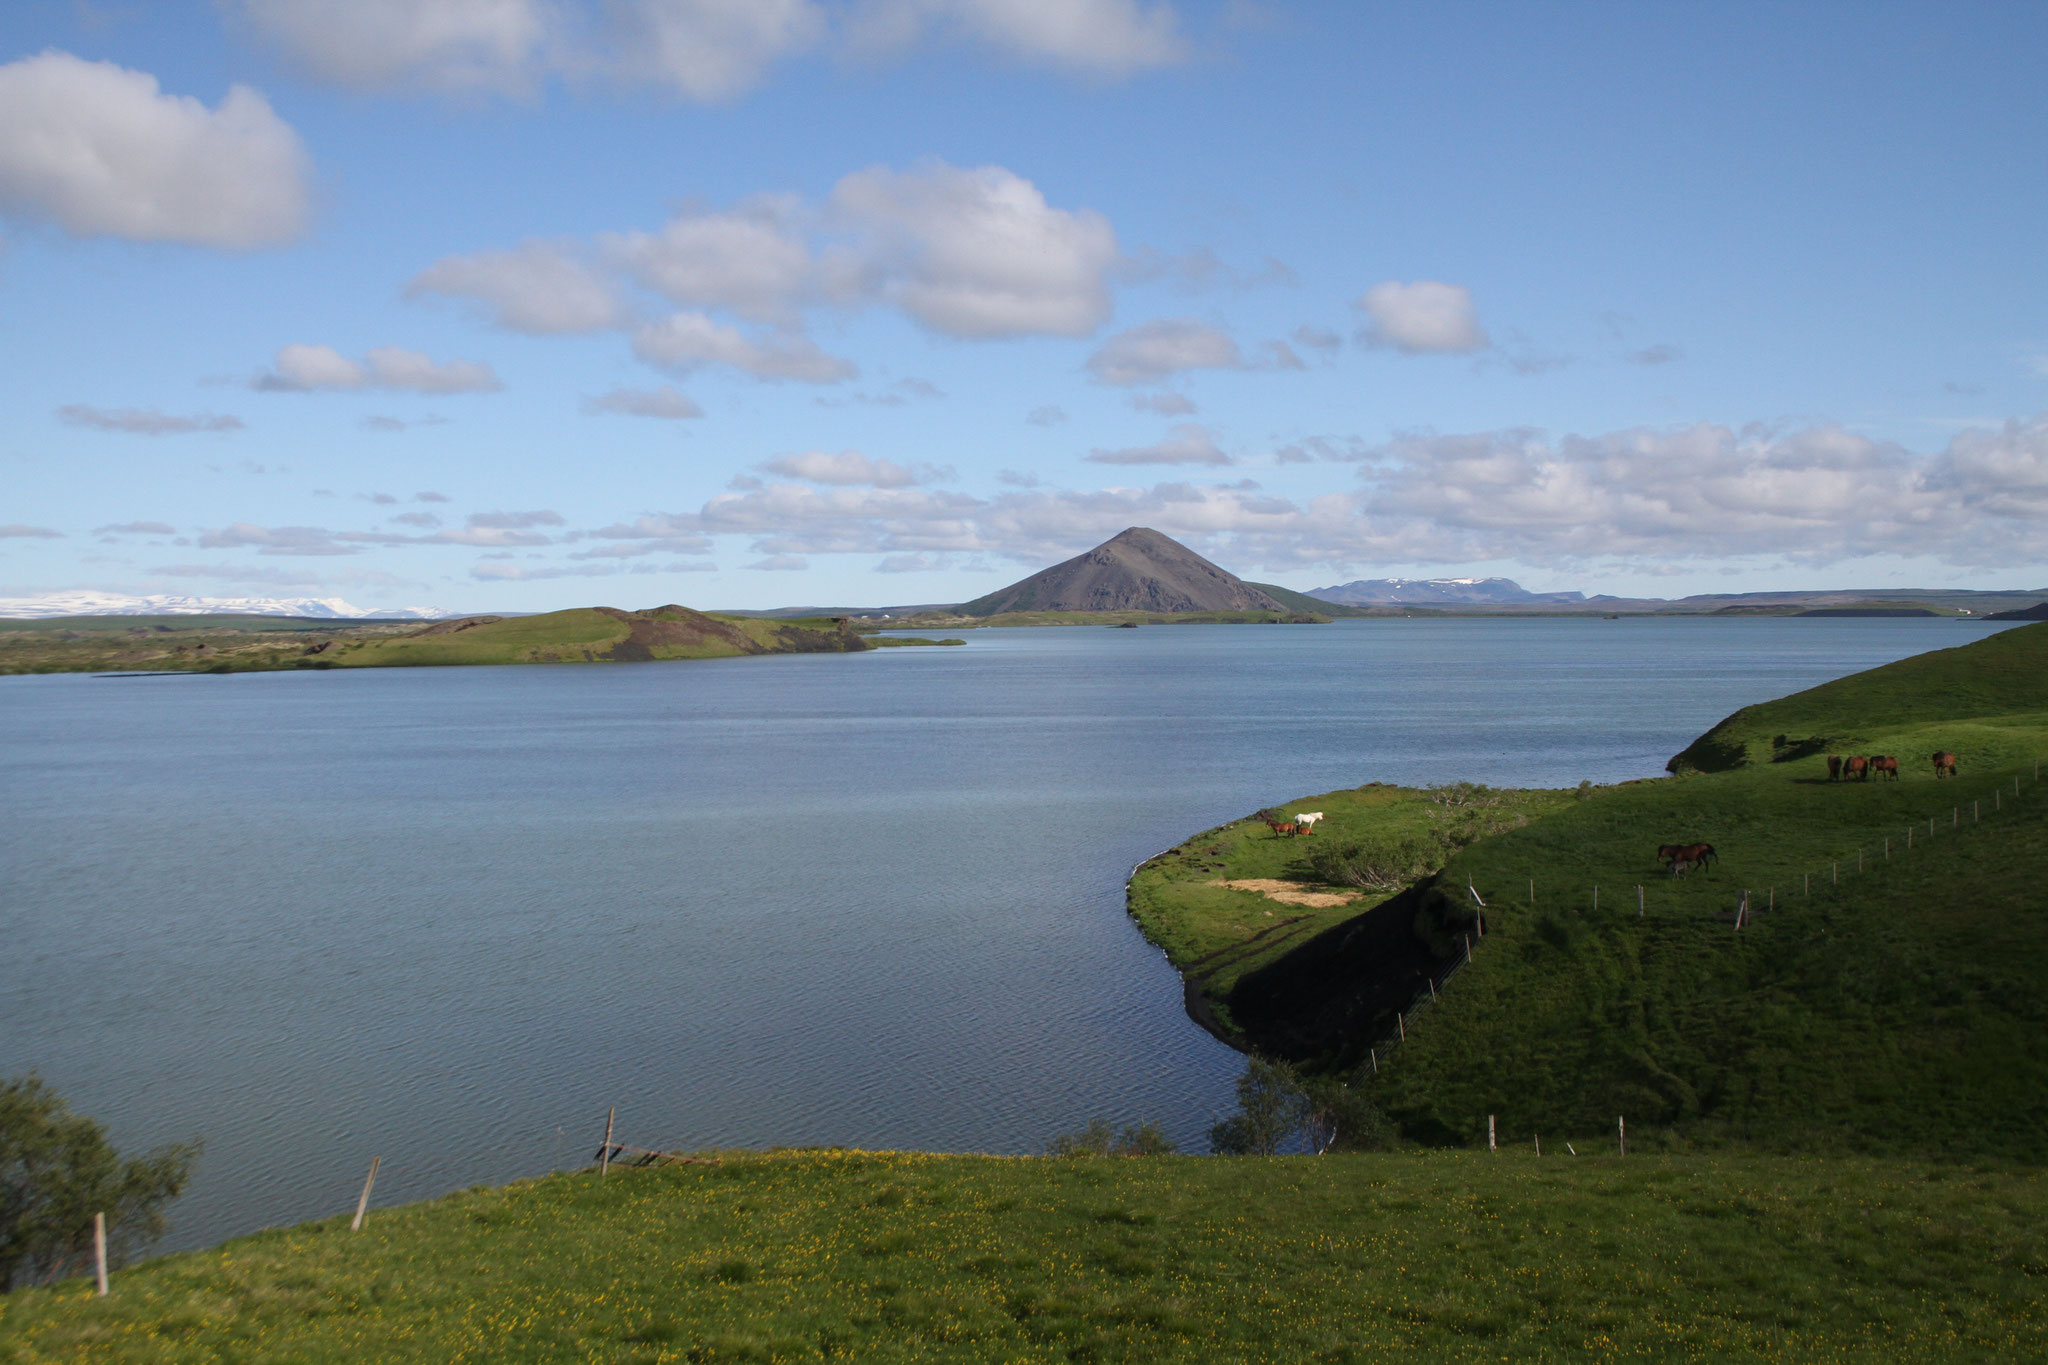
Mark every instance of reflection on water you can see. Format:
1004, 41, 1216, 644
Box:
0, 616, 2007, 1250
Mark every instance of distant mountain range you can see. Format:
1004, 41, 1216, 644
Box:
1309, 577, 1587, 606
1305, 578, 2048, 615
0, 591, 454, 620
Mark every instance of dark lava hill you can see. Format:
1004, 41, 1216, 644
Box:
959, 527, 1287, 617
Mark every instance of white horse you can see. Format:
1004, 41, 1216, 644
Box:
1292, 811, 1325, 833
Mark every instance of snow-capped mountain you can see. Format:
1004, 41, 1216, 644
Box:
0, 591, 454, 620
1306, 576, 1588, 606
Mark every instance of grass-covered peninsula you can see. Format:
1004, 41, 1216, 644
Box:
0, 606, 890, 675
1130, 622, 2048, 1158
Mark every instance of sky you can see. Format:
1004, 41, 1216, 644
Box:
1, 0, 2044, 613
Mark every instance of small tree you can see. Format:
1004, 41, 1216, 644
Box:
1208, 1056, 1308, 1155
1, 1074, 200, 1290
1046, 1119, 1178, 1157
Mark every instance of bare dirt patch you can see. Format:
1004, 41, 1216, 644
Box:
1206, 879, 1360, 909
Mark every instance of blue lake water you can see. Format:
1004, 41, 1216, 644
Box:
0, 615, 2014, 1252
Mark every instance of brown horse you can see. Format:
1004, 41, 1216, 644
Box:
1843, 755, 1869, 782
1871, 755, 1899, 781
1657, 842, 1716, 872
1266, 820, 1299, 838
1931, 751, 1958, 778
1826, 755, 1843, 781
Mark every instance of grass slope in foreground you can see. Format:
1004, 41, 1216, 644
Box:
3, 1150, 2043, 1362
1143, 622, 2048, 1158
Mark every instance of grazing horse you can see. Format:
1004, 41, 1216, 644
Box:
1265, 820, 1299, 838
1843, 755, 1869, 782
1292, 811, 1325, 834
1871, 755, 1899, 781
1931, 751, 1958, 778
1658, 842, 1716, 873
1826, 755, 1843, 781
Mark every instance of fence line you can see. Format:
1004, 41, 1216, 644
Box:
1361, 761, 2036, 1074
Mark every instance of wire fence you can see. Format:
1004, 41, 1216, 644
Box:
1360, 761, 2039, 1075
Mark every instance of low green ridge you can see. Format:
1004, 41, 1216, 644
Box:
4, 1151, 2042, 1362
1157, 622, 2048, 1158
0, 607, 872, 674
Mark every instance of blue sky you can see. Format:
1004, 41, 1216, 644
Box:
2, 0, 2044, 612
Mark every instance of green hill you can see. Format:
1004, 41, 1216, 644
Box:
1133, 623, 2048, 1158
0, 606, 870, 674
5, 1149, 2043, 1362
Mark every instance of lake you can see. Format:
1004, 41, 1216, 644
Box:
0, 615, 2012, 1252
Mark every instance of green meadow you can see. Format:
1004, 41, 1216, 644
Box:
4, 1150, 2043, 1363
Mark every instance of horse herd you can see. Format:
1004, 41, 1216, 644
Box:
1265, 811, 1325, 838
1827, 750, 1957, 782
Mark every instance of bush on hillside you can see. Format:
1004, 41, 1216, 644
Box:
1208, 1057, 1309, 1156
1045, 1119, 1177, 1157
1, 1074, 200, 1291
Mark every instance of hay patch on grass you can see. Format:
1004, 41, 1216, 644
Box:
1206, 878, 1360, 908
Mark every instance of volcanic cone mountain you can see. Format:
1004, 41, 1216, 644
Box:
959, 527, 1287, 616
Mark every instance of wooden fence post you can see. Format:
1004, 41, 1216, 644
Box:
1370, 1048, 1378, 1074
1534, 1134, 1541, 1156
1397, 1012, 1405, 1041
351, 1157, 380, 1232
1618, 1116, 1626, 1157
1529, 878, 1535, 904
1488, 1114, 1496, 1151
94, 1212, 108, 1297
600, 1108, 615, 1177
1637, 885, 1644, 917
1428, 976, 1437, 1000
1593, 885, 1598, 912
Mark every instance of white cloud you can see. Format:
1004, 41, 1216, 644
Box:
471, 560, 619, 580
1130, 391, 1196, 415
600, 411, 2048, 574
364, 347, 502, 393
0, 51, 310, 248
408, 242, 624, 333
1631, 343, 1681, 366
1, 524, 64, 538
582, 385, 705, 419
1355, 279, 1489, 355
240, 0, 1179, 103
1293, 324, 1341, 351
95, 521, 177, 535
231, 0, 553, 94
759, 450, 947, 486
1085, 422, 1229, 466
849, 0, 1187, 76
58, 405, 243, 435
631, 312, 854, 383
197, 522, 357, 556
467, 510, 565, 529
149, 561, 323, 585
1026, 405, 1068, 426
1087, 318, 1242, 385
602, 0, 827, 102
831, 162, 1117, 338
255, 344, 502, 393
745, 554, 809, 570
608, 196, 814, 324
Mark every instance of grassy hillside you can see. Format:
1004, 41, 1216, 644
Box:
1187, 622, 2048, 1158
4, 1150, 2043, 1362
1669, 622, 2048, 771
